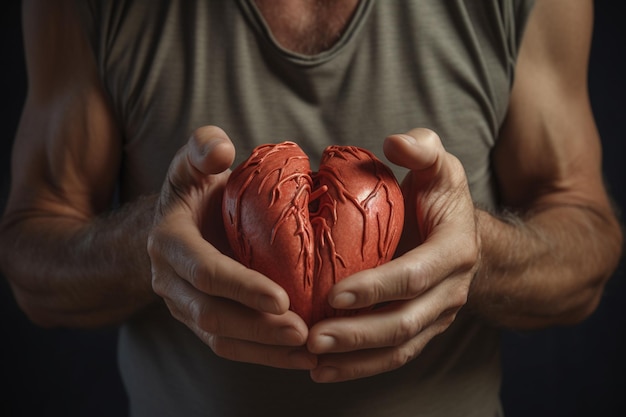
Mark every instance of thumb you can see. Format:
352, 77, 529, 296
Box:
186, 126, 236, 176
168, 126, 236, 192
157, 126, 235, 220
383, 128, 444, 175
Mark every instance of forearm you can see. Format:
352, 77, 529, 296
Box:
0, 194, 159, 328
468, 203, 623, 329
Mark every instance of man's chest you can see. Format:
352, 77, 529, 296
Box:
252, 0, 360, 55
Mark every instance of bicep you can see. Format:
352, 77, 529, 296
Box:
6, 0, 121, 223
493, 0, 611, 213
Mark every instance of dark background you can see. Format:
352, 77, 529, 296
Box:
1, 2, 624, 416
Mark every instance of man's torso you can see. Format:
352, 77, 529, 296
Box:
79, 1, 534, 415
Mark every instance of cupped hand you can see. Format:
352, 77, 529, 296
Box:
307, 128, 480, 382
147, 126, 316, 370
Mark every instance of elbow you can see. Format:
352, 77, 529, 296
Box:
507, 286, 605, 330
1, 222, 89, 329
1, 249, 60, 328
20, 305, 62, 329
2, 267, 73, 328
2, 258, 96, 329
512, 268, 621, 330
6, 281, 63, 328
7, 281, 122, 329
543, 264, 622, 328
556, 221, 624, 326
552, 286, 604, 326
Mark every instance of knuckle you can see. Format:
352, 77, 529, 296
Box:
185, 259, 201, 287
369, 276, 389, 305
150, 267, 171, 298
207, 335, 234, 360
346, 327, 368, 349
457, 240, 479, 272
186, 258, 216, 296
401, 263, 429, 297
195, 302, 220, 335
444, 313, 457, 328
346, 365, 367, 381
150, 274, 163, 296
146, 226, 167, 261
393, 314, 422, 345
451, 280, 470, 309
201, 263, 242, 303
406, 275, 428, 298
162, 298, 185, 325
388, 345, 415, 371
221, 272, 244, 301
146, 232, 158, 259
438, 309, 458, 328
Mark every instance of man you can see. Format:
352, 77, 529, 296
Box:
0, 0, 622, 416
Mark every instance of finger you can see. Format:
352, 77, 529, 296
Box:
309, 313, 453, 383
154, 262, 309, 346
162, 275, 317, 370
383, 128, 443, 174
327, 224, 477, 310
207, 338, 317, 370
149, 216, 291, 315
384, 128, 471, 200
167, 126, 235, 194
163, 277, 318, 370
308, 275, 467, 354
187, 125, 236, 175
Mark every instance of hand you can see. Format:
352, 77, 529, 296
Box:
306, 128, 480, 382
147, 126, 316, 370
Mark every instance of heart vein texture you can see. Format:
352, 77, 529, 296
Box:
223, 141, 404, 325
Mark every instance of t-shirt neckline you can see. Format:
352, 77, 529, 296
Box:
238, 0, 373, 66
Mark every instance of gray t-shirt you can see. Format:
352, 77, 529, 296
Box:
79, 1, 534, 415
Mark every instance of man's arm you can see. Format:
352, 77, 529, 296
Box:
470, 0, 623, 328
0, 0, 157, 327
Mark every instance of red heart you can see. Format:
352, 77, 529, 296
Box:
223, 142, 404, 325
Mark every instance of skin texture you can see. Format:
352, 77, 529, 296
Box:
0, 0, 622, 384
252, 0, 360, 55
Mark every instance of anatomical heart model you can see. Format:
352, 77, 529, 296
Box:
223, 142, 404, 325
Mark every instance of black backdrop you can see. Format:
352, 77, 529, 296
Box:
1, 2, 624, 416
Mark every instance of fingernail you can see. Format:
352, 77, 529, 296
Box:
200, 139, 224, 157
313, 366, 339, 383
332, 291, 356, 308
189, 139, 216, 170
289, 350, 318, 369
398, 134, 416, 145
312, 334, 336, 353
